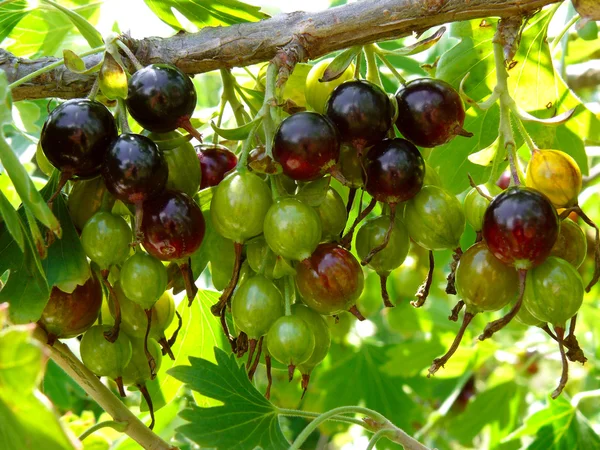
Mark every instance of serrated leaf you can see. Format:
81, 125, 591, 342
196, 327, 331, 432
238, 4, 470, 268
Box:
170, 347, 289, 450
144, 0, 269, 30
295, 177, 331, 207
99, 52, 128, 100
40, 0, 103, 48
321, 46, 361, 82
383, 27, 446, 56
0, 0, 30, 43
63, 49, 103, 75
0, 189, 25, 252
211, 116, 261, 141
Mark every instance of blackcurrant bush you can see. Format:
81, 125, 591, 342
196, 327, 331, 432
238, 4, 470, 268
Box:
38, 273, 102, 345
325, 80, 393, 151
482, 187, 559, 270
196, 144, 238, 189
526, 149, 582, 208
273, 112, 340, 181
102, 133, 168, 205
395, 78, 471, 148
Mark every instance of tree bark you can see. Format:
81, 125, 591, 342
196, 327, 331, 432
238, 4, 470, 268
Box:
2, 0, 560, 101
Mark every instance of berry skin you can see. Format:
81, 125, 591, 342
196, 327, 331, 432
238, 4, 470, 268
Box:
296, 243, 364, 315
463, 184, 502, 232
80, 325, 132, 380
81, 212, 132, 269
126, 64, 197, 133
122, 337, 163, 386
404, 185, 465, 250
196, 144, 238, 189
40, 99, 117, 178
291, 304, 331, 374
363, 138, 425, 204
38, 273, 102, 344
263, 198, 322, 261
68, 178, 114, 231
456, 242, 519, 313
231, 275, 284, 339
102, 133, 168, 204
273, 112, 340, 181
395, 78, 470, 148
514, 303, 544, 327
266, 315, 315, 367
210, 171, 273, 243
523, 256, 584, 327
315, 187, 347, 241
305, 58, 354, 114
119, 252, 168, 310
550, 218, 587, 268
325, 80, 393, 150
141, 190, 205, 261
356, 215, 410, 275
246, 237, 279, 278
482, 187, 559, 270
525, 149, 582, 208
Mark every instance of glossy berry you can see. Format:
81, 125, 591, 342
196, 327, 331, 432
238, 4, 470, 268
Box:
122, 337, 163, 386
356, 216, 410, 275
463, 183, 502, 232
120, 252, 168, 310
40, 99, 117, 177
404, 185, 466, 250
315, 187, 347, 241
497, 171, 511, 190
38, 273, 102, 344
526, 149, 582, 208
80, 325, 132, 380
141, 190, 205, 261
231, 275, 284, 339
81, 212, 132, 269
196, 144, 238, 189
68, 178, 115, 231
126, 64, 197, 133
325, 80, 393, 150
482, 187, 559, 270
264, 198, 322, 261
395, 78, 470, 148
296, 243, 365, 315
456, 242, 519, 313
267, 315, 315, 368
147, 131, 201, 197
291, 304, 331, 373
246, 237, 279, 279
550, 218, 587, 268
273, 112, 340, 181
523, 256, 584, 327
305, 58, 354, 114
363, 138, 425, 204
102, 133, 168, 204
514, 303, 544, 327
210, 171, 272, 243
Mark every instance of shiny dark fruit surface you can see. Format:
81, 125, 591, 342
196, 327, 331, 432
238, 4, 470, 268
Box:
40, 99, 117, 177
363, 138, 425, 204
126, 64, 197, 133
102, 133, 168, 204
141, 190, 205, 261
482, 187, 559, 270
39, 273, 103, 340
324, 80, 393, 150
273, 112, 340, 181
196, 144, 238, 189
395, 78, 468, 148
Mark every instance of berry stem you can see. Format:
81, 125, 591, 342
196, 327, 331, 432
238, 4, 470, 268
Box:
138, 383, 156, 430
265, 354, 273, 400
345, 187, 357, 222
364, 44, 383, 87
574, 207, 600, 292
179, 259, 198, 305
366, 429, 396, 450
284, 275, 295, 316
236, 121, 262, 171
100, 270, 121, 343
248, 336, 263, 381
551, 326, 569, 399
246, 338, 257, 371
468, 174, 494, 201
47, 169, 73, 210
211, 241, 244, 317
220, 306, 237, 353
361, 204, 396, 266
429, 312, 475, 376
116, 98, 132, 134
354, 50, 363, 79
478, 268, 526, 341
220, 68, 248, 128
114, 376, 126, 397
449, 300, 465, 322
341, 197, 376, 249
163, 310, 182, 357
512, 115, 538, 154
445, 247, 463, 295
78, 420, 128, 441
115, 39, 143, 71
379, 273, 393, 308
301, 373, 310, 399
144, 308, 158, 379
86, 78, 100, 100
158, 336, 175, 360
372, 44, 407, 85
412, 250, 434, 308
348, 304, 366, 321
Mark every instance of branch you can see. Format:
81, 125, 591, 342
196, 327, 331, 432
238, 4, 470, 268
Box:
33, 328, 175, 450
3, 0, 559, 101
568, 68, 600, 91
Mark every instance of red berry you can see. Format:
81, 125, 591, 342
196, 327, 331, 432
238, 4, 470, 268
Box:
196, 144, 238, 189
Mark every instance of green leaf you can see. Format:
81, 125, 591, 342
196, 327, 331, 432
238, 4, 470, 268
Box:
321, 46, 361, 82
211, 116, 262, 141
142, 290, 226, 412
428, 104, 500, 194
0, 189, 25, 252
40, 0, 103, 48
169, 347, 289, 450
99, 52, 128, 100
0, 325, 74, 450
144, 0, 269, 30
381, 27, 446, 56
63, 49, 103, 75
0, 0, 30, 43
